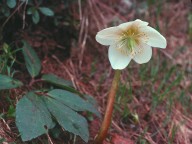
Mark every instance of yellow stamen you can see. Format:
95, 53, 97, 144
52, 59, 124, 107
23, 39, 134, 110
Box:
116, 24, 146, 57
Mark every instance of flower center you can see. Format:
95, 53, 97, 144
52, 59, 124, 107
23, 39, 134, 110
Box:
116, 25, 144, 57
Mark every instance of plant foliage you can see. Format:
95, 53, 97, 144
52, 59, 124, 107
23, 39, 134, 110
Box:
0, 40, 100, 142
22, 40, 41, 78
0, 74, 23, 90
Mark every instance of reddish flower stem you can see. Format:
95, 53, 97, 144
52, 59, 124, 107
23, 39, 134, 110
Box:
94, 70, 121, 144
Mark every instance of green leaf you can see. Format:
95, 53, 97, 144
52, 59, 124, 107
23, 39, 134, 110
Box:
27, 7, 40, 24
16, 92, 55, 141
47, 89, 101, 118
188, 13, 192, 40
32, 10, 40, 24
22, 40, 41, 78
39, 7, 54, 16
6, 0, 16, 8
83, 94, 98, 106
44, 96, 89, 142
42, 74, 74, 91
0, 74, 23, 90
1, 6, 10, 17
0, 138, 6, 143
7, 105, 15, 117
16, 89, 98, 142
27, 7, 35, 15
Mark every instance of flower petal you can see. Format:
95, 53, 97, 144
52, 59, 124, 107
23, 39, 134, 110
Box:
108, 44, 132, 69
133, 44, 152, 64
140, 26, 167, 48
96, 26, 120, 46
118, 19, 148, 30
135, 19, 149, 26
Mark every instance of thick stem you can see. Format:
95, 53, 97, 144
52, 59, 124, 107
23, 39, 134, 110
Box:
94, 70, 121, 144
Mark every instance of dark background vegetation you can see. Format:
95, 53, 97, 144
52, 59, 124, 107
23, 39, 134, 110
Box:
0, 0, 192, 143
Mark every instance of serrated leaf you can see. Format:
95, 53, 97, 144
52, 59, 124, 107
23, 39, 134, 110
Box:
44, 96, 89, 142
16, 92, 55, 141
42, 74, 74, 91
39, 7, 54, 16
32, 10, 40, 24
6, 0, 16, 8
48, 89, 100, 118
22, 40, 41, 78
0, 74, 23, 90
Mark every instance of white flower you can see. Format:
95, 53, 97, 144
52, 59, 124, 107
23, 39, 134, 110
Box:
95, 19, 167, 70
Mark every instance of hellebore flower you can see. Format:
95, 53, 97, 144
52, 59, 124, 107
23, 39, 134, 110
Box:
96, 19, 167, 69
